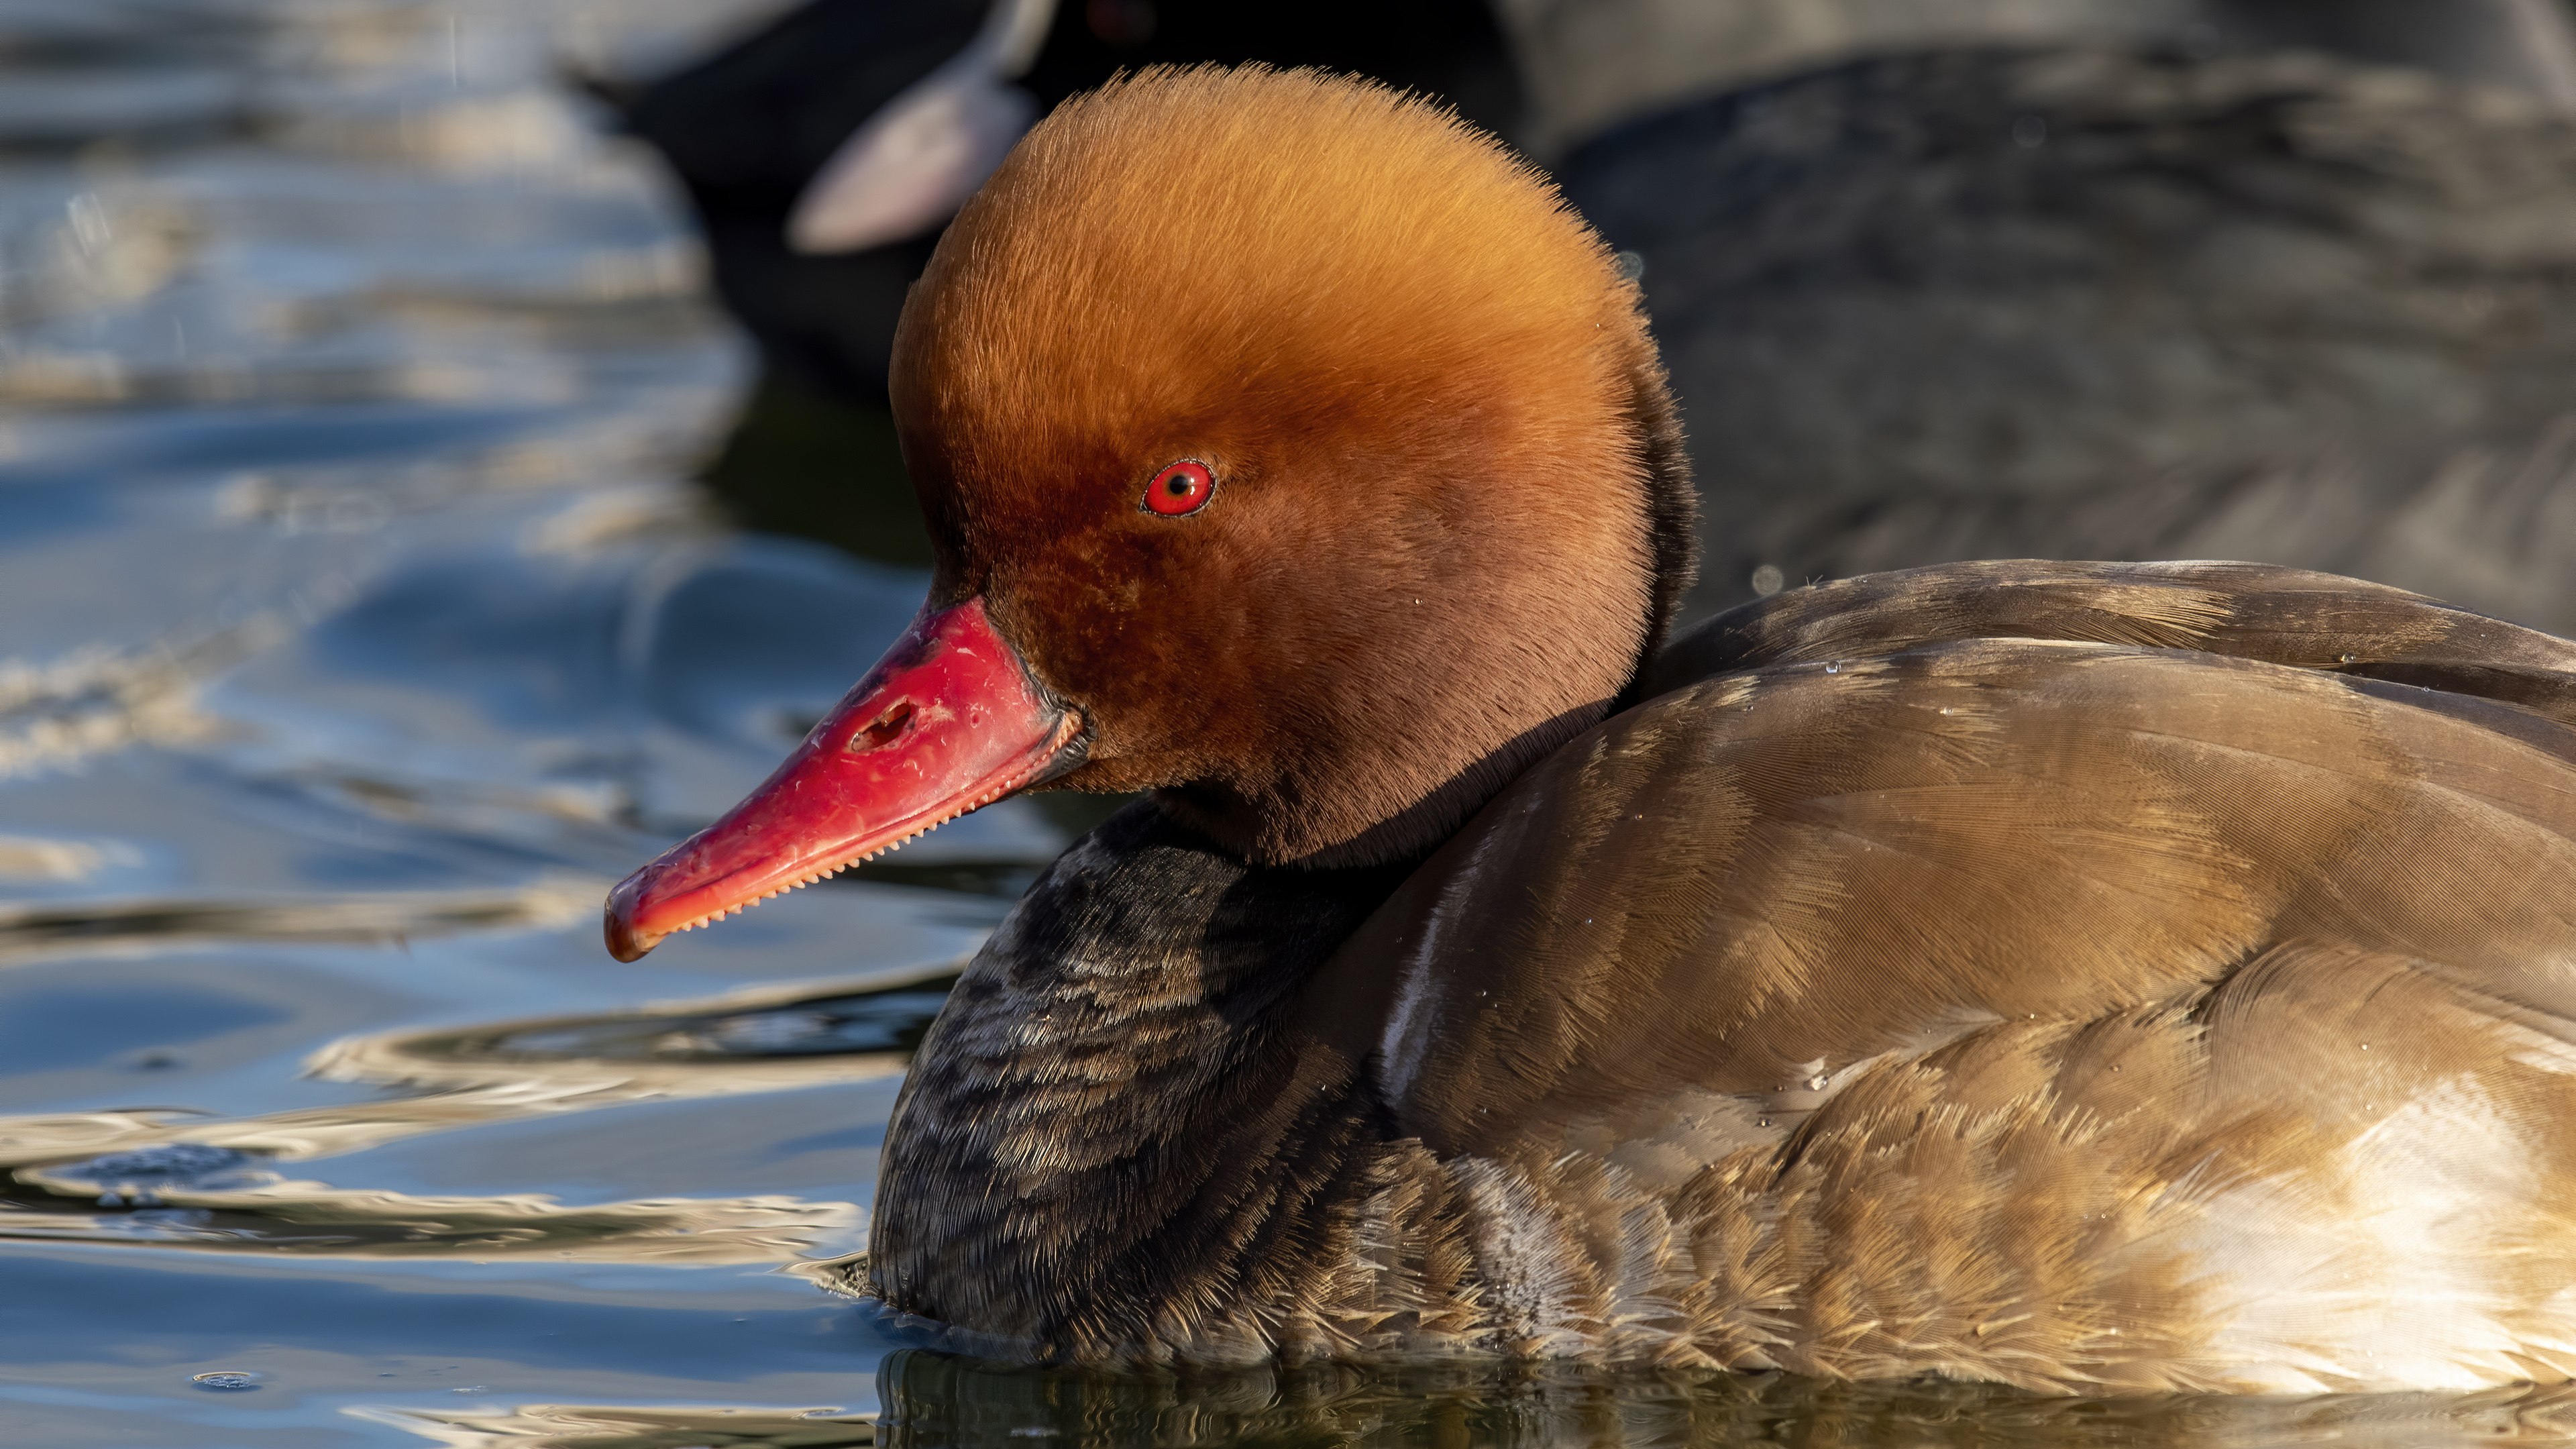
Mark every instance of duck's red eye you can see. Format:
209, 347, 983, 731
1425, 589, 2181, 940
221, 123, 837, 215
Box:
1142, 460, 1215, 517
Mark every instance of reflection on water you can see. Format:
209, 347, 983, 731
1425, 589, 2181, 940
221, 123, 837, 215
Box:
0, 0, 1039, 1440
0, 965, 967, 1265
871, 1357, 2576, 1449
7, 1, 2576, 1446
362, 1401, 878, 1448
0, 875, 603, 960
352, 1356, 2576, 1449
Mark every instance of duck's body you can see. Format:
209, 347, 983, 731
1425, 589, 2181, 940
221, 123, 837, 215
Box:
606, 69, 2576, 1393
861, 559, 2576, 1391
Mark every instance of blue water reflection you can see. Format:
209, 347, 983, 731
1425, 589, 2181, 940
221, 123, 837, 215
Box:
0, 980, 287, 1075
0, 1, 1063, 1441
0, 1247, 896, 1433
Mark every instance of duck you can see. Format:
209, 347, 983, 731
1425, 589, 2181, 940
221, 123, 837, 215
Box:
603, 66, 2576, 1393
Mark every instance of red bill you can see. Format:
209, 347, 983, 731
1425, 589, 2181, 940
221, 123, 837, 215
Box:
604, 597, 1079, 961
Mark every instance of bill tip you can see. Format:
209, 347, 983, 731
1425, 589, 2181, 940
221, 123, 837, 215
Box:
602, 902, 658, 963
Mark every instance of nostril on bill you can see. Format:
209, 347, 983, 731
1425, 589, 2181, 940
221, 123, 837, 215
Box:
855, 702, 916, 750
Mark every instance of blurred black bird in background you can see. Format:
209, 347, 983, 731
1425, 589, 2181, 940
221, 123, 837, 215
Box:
582, 0, 1521, 569
592, 0, 2576, 633
1542, 0, 2576, 627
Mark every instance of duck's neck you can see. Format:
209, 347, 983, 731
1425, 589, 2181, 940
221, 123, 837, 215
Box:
864, 800, 1418, 1360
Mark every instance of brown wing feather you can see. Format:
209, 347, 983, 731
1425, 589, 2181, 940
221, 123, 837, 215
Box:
1647, 560, 2576, 726
1307, 574, 2576, 1389
1351, 639, 2576, 1149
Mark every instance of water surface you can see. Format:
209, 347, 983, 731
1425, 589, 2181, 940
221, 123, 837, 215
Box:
0, 2, 1024, 1440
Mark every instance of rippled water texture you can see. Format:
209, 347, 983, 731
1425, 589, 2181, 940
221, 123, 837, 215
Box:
4, 4, 2575, 1446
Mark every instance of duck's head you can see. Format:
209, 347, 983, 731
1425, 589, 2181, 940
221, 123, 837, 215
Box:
606, 66, 1691, 961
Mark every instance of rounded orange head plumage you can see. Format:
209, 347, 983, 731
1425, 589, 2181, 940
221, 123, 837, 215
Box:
894, 65, 1693, 865
606, 66, 1690, 957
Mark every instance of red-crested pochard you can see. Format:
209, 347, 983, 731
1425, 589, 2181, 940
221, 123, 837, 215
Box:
606, 67, 2576, 1393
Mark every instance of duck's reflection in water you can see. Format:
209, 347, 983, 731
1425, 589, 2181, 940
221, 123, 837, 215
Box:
890, 1352, 2576, 1449
333, 1359, 2576, 1449
0, 964, 957, 1263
